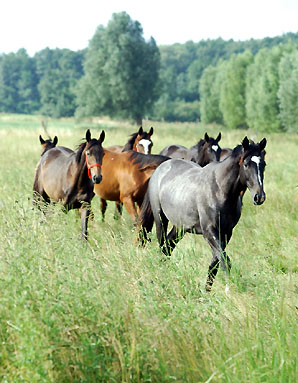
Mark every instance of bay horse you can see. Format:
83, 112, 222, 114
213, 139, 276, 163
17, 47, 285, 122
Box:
108, 126, 154, 154
94, 150, 169, 223
160, 132, 222, 166
101, 126, 154, 220
33, 129, 105, 239
138, 137, 267, 292
39, 135, 58, 155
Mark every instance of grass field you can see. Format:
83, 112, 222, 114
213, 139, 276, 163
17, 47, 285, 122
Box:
0, 114, 297, 382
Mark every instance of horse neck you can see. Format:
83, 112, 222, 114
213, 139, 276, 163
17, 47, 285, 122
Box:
216, 157, 246, 199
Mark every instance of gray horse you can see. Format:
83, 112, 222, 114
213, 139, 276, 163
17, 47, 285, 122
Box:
138, 137, 267, 292
160, 132, 222, 166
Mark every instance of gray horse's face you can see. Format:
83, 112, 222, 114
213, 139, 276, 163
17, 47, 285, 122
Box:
240, 138, 266, 205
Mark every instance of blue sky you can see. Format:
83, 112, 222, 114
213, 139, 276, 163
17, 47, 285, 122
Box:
1, 0, 297, 56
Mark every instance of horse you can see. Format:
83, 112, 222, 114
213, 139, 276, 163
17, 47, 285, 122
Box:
160, 132, 222, 166
220, 148, 233, 161
39, 135, 58, 155
94, 150, 169, 223
33, 129, 105, 239
108, 126, 154, 154
138, 136, 267, 292
101, 126, 154, 220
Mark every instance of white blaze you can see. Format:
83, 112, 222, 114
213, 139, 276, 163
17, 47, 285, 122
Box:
138, 139, 151, 154
212, 145, 218, 152
251, 156, 262, 186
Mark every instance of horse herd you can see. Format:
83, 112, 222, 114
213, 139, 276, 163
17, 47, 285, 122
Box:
33, 126, 267, 291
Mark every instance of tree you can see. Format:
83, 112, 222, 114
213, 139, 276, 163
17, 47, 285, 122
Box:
219, 51, 253, 129
278, 48, 298, 133
199, 60, 227, 125
246, 46, 284, 132
0, 49, 39, 113
35, 48, 85, 117
76, 12, 160, 124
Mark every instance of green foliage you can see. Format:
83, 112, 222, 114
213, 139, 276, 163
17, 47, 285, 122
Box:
199, 60, 227, 125
0, 114, 297, 382
152, 97, 200, 122
35, 48, 85, 118
278, 48, 298, 133
76, 12, 160, 124
246, 46, 285, 132
0, 49, 40, 113
220, 51, 253, 129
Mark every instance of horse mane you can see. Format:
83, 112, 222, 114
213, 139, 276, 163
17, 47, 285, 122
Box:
128, 151, 169, 169
76, 142, 86, 164
122, 132, 139, 151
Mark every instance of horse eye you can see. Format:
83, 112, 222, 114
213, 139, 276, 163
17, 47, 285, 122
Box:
86, 151, 90, 156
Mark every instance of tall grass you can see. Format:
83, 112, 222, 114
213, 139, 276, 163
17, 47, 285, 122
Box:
0, 114, 297, 382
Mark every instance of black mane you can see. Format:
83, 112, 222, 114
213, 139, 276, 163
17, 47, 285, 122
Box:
122, 132, 139, 151
128, 151, 169, 169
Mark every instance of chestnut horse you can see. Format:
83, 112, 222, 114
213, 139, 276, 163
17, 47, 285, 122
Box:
108, 126, 154, 154
101, 126, 154, 220
33, 130, 105, 239
94, 150, 169, 223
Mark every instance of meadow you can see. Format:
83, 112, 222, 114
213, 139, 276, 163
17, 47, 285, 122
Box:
0, 114, 297, 383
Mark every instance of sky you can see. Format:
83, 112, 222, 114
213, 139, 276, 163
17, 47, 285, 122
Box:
1, 0, 298, 56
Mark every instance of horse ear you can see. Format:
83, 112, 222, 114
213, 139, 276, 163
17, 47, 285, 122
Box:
242, 136, 250, 150
99, 130, 105, 144
39, 135, 45, 145
53, 136, 58, 146
204, 132, 210, 142
138, 126, 143, 135
216, 132, 221, 142
86, 129, 91, 142
149, 127, 154, 136
259, 138, 267, 151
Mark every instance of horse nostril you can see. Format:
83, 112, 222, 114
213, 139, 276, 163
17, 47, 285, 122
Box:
254, 194, 259, 203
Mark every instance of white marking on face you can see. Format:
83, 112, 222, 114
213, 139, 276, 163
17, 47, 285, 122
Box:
212, 145, 218, 152
251, 156, 262, 186
138, 139, 151, 154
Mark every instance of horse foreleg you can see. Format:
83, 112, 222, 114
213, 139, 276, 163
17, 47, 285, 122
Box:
204, 228, 231, 292
122, 197, 138, 223
80, 205, 91, 240
100, 198, 107, 222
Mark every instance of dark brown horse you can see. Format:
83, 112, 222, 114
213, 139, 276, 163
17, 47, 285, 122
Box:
39, 135, 58, 155
101, 126, 154, 220
108, 126, 154, 154
160, 132, 222, 166
33, 129, 105, 239
94, 150, 169, 223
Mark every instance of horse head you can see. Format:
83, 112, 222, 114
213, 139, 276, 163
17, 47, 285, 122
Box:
39, 135, 58, 155
84, 129, 105, 184
239, 136, 267, 205
135, 126, 154, 154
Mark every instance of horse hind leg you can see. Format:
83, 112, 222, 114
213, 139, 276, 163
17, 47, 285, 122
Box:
114, 201, 123, 220
164, 226, 185, 256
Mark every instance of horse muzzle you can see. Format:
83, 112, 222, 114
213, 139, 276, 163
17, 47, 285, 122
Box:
253, 191, 266, 205
92, 174, 102, 184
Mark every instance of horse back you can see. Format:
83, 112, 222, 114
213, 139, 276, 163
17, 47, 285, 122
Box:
35, 147, 77, 202
160, 145, 188, 159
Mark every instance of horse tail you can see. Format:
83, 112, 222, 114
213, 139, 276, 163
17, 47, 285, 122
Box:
137, 190, 154, 245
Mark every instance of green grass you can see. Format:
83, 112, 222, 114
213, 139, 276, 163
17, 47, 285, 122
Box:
0, 113, 297, 382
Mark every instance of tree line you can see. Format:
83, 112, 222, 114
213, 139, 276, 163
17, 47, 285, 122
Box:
0, 12, 297, 131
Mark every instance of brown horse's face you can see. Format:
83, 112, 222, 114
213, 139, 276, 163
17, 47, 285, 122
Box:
203, 132, 222, 162
85, 130, 105, 184
135, 127, 154, 154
